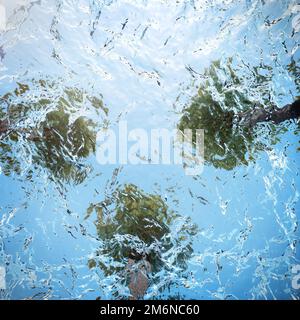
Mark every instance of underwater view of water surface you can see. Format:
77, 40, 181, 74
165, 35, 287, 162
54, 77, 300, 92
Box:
0, 0, 300, 300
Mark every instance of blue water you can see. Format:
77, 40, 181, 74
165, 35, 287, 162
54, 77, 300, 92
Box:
0, 0, 300, 300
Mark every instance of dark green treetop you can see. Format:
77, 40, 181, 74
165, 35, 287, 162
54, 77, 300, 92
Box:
178, 58, 299, 170
0, 80, 107, 183
86, 183, 198, 277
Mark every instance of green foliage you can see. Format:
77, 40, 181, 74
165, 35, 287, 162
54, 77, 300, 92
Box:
87, 184, 197, 276
178, 58, 283, 170
0, 81, 106, 183
287, 58, 300, 99
33, 107, 97, 184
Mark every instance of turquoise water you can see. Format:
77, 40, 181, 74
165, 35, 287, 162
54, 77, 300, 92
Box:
0, 0, 300, 300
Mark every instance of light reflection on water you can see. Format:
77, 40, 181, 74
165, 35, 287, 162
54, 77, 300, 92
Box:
0, 0, 299, 300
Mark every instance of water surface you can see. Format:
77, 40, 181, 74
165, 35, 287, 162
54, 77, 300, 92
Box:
0, 0, 300, 300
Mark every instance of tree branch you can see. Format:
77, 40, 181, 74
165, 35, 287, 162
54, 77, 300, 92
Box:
238, 100, 300, 127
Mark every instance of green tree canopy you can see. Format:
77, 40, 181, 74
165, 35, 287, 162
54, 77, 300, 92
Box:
178, 58, 299, 170
86, 183, 198, 293
0, 80, 107, 183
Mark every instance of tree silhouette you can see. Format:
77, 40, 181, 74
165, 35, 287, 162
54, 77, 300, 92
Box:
0, 80, 107, 183
86, 183, 197, 299
178, 59, 299, 170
